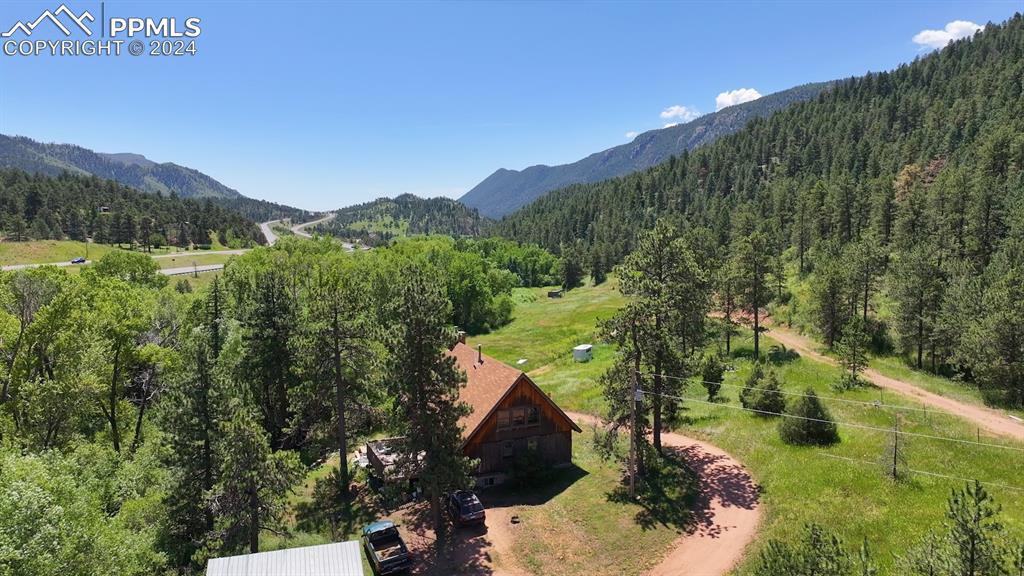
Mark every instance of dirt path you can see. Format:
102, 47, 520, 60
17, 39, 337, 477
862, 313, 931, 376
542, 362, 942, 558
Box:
766, 324, 1024, 441
567, 412, 762, 576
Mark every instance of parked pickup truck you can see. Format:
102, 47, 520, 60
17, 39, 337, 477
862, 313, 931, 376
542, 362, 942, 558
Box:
362, 520, 411, 575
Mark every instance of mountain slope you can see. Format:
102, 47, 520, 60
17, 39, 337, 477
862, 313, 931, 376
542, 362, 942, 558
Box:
460, 82, 829, 218
315, 194, 488, 245
0, 168, 264, 246
495, 15, 1024, 261
0, 134, 313, 222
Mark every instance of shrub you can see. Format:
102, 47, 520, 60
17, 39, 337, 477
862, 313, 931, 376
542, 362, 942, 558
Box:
779, 389, 840, 446
753, 523, 874, 576
751, 370, 786, 416
509, 448, 549, 488
740, 363, 765, 409
701, 355, 725, 401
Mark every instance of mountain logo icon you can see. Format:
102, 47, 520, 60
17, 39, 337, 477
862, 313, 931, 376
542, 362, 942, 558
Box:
2, 4, 94, 38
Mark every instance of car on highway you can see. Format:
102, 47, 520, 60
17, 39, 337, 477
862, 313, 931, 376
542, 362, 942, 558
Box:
446, 490, 486, 527
71, 257, 86, 264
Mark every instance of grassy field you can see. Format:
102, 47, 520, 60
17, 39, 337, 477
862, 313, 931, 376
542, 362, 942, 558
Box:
0, 239, 244, 268
154, 252, 237, 270
0, 240, 117, 266
469, 279, 1024, 574
472, 279, 627, 415
505, 427, 693, 576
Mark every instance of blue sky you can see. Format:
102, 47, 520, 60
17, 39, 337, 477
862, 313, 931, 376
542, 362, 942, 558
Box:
0, 1, 1019, 211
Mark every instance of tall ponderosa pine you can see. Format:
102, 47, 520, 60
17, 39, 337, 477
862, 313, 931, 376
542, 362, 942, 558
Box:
160, 280, 226, 569
612, 220, 709, 453
732, 231, 773, 358
208, 404, 303, 554
388, 263, 475, 541
293, 253, 379, 498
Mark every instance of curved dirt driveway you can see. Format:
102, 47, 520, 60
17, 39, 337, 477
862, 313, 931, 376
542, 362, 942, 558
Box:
490, 412, 762, 576
766, 324, 1024, 442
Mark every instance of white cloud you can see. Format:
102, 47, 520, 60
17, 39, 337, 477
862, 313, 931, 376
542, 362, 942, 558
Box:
659, 105, 701, 123
715, 88, 762, 111
912, 20, 982, 50
663, 123, 678, 129
625, 131, 639, 140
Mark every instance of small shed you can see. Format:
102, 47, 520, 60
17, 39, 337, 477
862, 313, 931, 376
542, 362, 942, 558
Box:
572, 344, 593, 363
547, 289, 563, 298
206, 540, 364, 576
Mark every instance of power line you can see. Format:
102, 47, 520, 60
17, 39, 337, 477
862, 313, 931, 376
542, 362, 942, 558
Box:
820, 452, 1024, 493
637, 388, 1024, 454
638, 370, 936, 415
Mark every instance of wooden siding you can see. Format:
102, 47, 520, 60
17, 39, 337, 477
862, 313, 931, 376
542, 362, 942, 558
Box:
464, 375, 575, 474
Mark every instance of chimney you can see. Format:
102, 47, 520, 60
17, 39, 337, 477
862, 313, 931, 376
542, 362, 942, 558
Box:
456, 330, 467, 345
477, 344, 483, 364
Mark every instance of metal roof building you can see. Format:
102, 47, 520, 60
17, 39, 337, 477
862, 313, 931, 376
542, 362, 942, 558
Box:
206, 540, 365, 576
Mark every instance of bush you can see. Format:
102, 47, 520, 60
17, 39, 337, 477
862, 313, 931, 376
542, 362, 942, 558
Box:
740, 363, 765, 409
751, 371, 786, 416
753, 523, 874, 576
779, 389, 840, 446
701, 355, 725, 401
509, 448, 550, 488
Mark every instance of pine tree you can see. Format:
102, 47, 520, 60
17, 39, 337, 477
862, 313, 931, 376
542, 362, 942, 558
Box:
945, 480, 1005, 576
835, 315, 870, 390
701, 354, 725, 401
388, 262, 475, 542
751, 370, 786, 416
732, 231, 773, 358
208, 404, 303, 554
779, 390, 839, 446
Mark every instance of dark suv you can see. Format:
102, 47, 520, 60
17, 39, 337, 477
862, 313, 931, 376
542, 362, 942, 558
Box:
445, 490, 486, 527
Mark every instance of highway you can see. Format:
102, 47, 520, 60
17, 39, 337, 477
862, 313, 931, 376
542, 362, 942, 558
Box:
2, 217, 349, 276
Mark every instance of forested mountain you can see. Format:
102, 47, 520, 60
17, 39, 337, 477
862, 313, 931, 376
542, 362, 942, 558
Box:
0, 169, 265, 247
460, 82, 830, 218
0, 134, 312, 223
499, 15, 1024, 404
315, 193, 489, 245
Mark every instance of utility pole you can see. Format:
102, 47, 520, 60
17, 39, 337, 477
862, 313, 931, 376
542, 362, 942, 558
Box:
629, 368, 638, 500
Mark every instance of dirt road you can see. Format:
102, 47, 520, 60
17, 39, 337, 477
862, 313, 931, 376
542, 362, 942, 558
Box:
395, 412, 761, 576
567, 412, 762, 576
766, 324, 1024, 442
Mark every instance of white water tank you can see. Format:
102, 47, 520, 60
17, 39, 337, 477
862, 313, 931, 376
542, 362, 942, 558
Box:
573, 344, 593, 362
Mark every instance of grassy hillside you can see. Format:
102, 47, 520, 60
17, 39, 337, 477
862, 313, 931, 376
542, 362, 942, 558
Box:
316, 194, 487, 245
467, 280, 1024, 573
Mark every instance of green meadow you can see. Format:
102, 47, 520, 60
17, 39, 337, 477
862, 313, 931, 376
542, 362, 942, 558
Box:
469, 279, 1024, 573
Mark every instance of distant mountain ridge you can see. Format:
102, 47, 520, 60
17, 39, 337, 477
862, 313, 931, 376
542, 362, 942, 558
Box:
0, 134, 313, 222
459, 82, 830, 218
0, 134, 240, 198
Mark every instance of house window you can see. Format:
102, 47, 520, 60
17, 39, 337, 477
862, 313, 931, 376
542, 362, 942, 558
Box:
496, 410, 510, 430
502, 441, 514, 459
527, 406, 539, 424
484, 477, 495, 487
512, 408, 526, 427
527, 437, 538, 451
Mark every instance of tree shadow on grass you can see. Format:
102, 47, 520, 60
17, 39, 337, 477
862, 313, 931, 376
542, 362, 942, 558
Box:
606, 449, 699, 532
767, 344, 801, 365
607, 445, 761, 538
